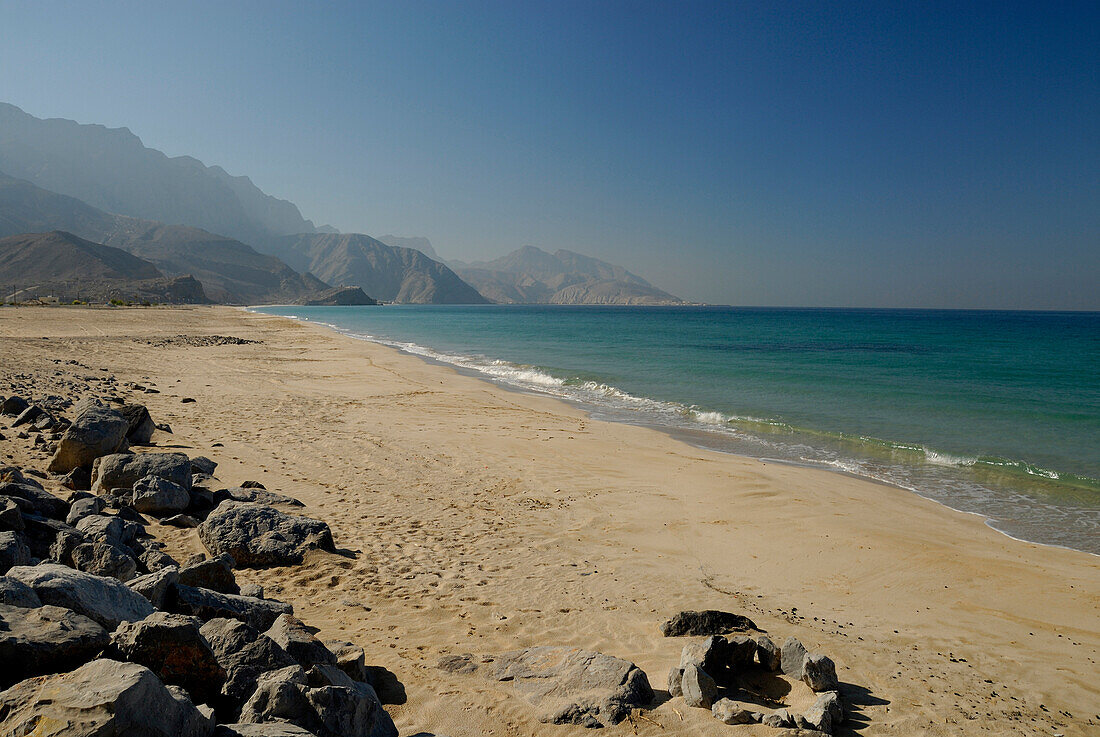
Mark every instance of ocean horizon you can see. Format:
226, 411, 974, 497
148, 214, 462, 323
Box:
254, 304, 1100, 555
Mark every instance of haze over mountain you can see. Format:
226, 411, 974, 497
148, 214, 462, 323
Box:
0, 230, 208, 304
267, 233, 487, 304
452, 246, 684, 305
377, 235, 439, 261
0, 102, 318, 247
0, 172, 323, 304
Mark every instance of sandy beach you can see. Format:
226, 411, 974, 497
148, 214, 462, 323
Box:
1, 305, 1097, 736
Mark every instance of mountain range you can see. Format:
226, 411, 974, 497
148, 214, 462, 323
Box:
0, 102, 683, 306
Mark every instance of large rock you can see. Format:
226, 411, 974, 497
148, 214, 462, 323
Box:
92, 452, 193, 492
7, 562, 154, 628
0, 603, 109, 687
666, 666, 684, 697
1, 395, 29, 416
712, 698, 759, 724
1, 481, 69, 519
119, 403, 156, 445
71, 539, 138, 581
215, 487, 305, 508
109, 611, 227, 705
199, 502, 335, 568
727, 634, 757, 667
265, 614, 336, 668
755, 635, 781, 671
0, 575, 42, 607
133, 475, 192, 516
660, 610, 758, 637
0, 658, 214, 737
66, 494, 105, 525
180, 553, 239, 594
0, 497, 23, 530
201, 617, 298, 716
74, 513, 141, 548
128, 565, 180, 608
797, 690, 844, 734
486, 646, 653, 727
781, 636, 808, 678
191, 456, 218, 476
680, 664, 717, 709
679, 635, 730, 682
802, 653, 839, 692
47, 399, 129, 474
238, 664, 383, 737
170, 584, 292, 630
0, 530, 31, 573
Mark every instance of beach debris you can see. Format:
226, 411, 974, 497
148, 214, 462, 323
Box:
108, 611, 227, 704
660, 609, 758, 637
681, 663, 718, 708
0, 603, 109, 687
485, 645, 654, 727
169, 583, 292, 630
0, 658, 215, 737
47, 398, 129, 474
7, 562, 155, 628
119, 402, 156, 445
133, 475, 192, 516
180, 553, 240, 595
781, 635, 808, 678
198, 501, 335, 567
92, 451, 194, 492
802, 653, 839, 692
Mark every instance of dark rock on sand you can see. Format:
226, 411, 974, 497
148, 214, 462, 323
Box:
798, 690, 844, 734
199, 502, 335, 567
215, 486, 305, 507
133, 475, 191, 516
680, 663, 717, 709
191, 456, 218, 476
59, 466, 92, 491
66, 494, 105, 525
0, 658, 214, 737
0, 603, 110, 687
119, 403, 156, 445
12, 405, 45, 427
486, 646, 653, 727
215, 724, 317, 736
660, 610, 757, 637
265, 613, 337, 668
200, 617, 298, 715
47, 398, 129, 474
237, 663, 383, 737
727, 634, 758, 667
802, 653, 839, 692
7, 562, 154, 628
679, 635, 730, 679
180, 553, 239, 594
109, 611, 227, 704
755, 634, 782, 671
92, 452, 193, 492
781, 636, 808, 679
1, 395, 29, 416
169, 584, 292, 630
164, 513, 202, 528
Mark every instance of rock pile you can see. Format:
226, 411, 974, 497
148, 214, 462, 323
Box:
0, 393, 398, 737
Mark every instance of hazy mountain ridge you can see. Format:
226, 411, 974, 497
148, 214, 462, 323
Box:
453, 245, 683, 304
268, 233, 488, 304
0, 172, 325, 304
0, 102, 318, 246
377, 235, 439, 260
0, 230, 209, 303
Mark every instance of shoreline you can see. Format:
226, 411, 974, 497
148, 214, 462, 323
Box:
3, 305, 1097, 736
252, 305, 1100, 558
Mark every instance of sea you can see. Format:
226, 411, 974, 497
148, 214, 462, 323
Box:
252, 305, 1100, 555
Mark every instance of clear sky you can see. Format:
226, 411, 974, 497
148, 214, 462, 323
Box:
1, 1, 1097, 308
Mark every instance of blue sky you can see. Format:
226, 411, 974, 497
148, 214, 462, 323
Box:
1, 1, 1097, 307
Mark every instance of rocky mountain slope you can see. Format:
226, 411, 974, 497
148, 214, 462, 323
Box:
377, 235, 439, 260
453, 245, 683, 304
0, 230, 208, 303
0, 102, 318, 246
0, 173, 327, 304
268, 233, 488, 304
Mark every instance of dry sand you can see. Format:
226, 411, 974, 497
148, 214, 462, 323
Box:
1, 305, 1097, 736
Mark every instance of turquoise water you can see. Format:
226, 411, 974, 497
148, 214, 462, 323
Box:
254, 305, 1100, 554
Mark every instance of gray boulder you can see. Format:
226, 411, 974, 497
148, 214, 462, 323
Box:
679, 635, 729, 681
133, 475, 192, 516
0, 497, 23, 530
215, 487, 305, 507
781, 636, 808, 678
12, 405, 45, 427
180, 553, 239, 594
667, 666, 684, 697
240, 582, 264, 598
0, 530, 31, 573
762, 708, 796, 728
0, 575, 42, 607
265, 613, 336, 668
198, 502, 335, 568
0, 603, 109, 687
680, 663, 717, 709
170, 584, 292, 630
1, 481, 69, 519
712, 698, 759, 724
191, 456, 218, 476
660, 610, 757, 637
727, 634, 757, 667
0, 658, 214, 737
802, 653, 839, 692
120, 403, 156, 445
325, 640, 366, 681
238, 664, 383, 737
200, 617, 297, 715
7, 562, 154, 628
486, 646, 653, 727
132, 538, 180, 572
755, 635, 782, 671
92, 452, 193, 492
797, 691, 843, 734
66, 495, 105, 525
1, 395, 28, 415
47, 399, 129, 474
74, 513, 140, 548
128, 565, 180, 608
71, 540, 138, 581
109, 611, 227, 705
